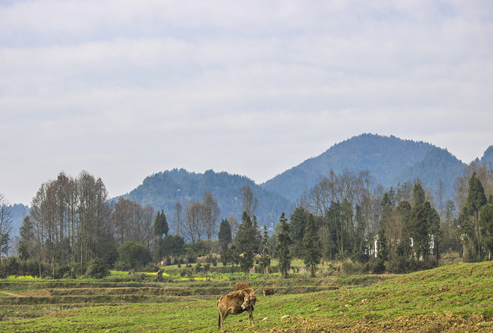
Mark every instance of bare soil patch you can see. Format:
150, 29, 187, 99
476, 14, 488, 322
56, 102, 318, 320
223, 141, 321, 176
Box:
263, 313, 493, 333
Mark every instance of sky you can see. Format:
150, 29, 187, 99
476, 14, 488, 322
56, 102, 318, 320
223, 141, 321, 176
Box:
1, 0, 493, 206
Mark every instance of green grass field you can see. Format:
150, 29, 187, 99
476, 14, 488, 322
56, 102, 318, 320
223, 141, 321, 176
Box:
1, 261, 493, 332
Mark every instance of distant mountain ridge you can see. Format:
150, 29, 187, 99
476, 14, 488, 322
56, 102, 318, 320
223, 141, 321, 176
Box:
262, 134, 467, 203
124, 169, 293, 229
7, 134, 491, 237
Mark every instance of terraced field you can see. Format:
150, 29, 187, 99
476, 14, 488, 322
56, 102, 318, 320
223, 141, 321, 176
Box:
1, 262, 492, 332
0, 275, 341, 322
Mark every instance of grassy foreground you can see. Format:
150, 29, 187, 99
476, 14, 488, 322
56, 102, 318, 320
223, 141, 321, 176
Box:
1, 261, 493, 332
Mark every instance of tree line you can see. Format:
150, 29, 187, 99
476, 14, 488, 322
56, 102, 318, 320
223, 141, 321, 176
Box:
1, 161, 492, 279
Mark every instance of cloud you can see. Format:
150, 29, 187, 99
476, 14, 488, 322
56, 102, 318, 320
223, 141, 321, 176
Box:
1, 0, 492, 204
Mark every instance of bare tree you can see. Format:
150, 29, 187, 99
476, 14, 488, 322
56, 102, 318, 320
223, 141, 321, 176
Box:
0, 194, 12, 257
174, 201, 182, 237
111, 197, 151, 246
228, 212, 239, 239
202, 190, 220, 240
240, 185, 257, 217
184, 201, 204, 242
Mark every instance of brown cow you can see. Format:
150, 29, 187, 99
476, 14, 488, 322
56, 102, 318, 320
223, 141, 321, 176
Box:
262, 288, 274, 296
217, 287, 256, 330
234, 282, 251, 290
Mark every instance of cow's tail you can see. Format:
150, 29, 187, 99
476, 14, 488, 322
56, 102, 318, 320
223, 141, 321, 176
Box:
217, 302, 221, 329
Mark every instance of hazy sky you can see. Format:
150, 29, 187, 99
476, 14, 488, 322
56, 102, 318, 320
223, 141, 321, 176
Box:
1, 0, 492, 205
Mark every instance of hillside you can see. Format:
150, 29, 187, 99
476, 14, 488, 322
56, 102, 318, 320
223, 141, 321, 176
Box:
6, 203, 29, 238
124, 169, 293, 230
1, 261, 493, 332
480, 145, 493, 168
121, 134, 484, 229
262, 134, 466, 203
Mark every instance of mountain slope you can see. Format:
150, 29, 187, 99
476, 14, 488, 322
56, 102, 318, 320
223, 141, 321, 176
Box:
262, 133, 466, 203
480, 145, 493, 168
124, 169, 293, 230
392, 146, 465, 202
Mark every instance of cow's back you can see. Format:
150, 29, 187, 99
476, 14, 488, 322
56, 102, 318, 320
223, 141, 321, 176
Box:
235, 282, 251, 290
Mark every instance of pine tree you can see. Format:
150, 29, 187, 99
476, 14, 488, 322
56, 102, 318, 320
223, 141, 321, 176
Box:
236, 212, 256, 276
466, 172, 487, 259
218, 219, 232, 265
258, 226, 271, 275
459, 172, 487, 261
290, 207, 308, 257
303, 214, 321, 277
153, 210, 168, 239
480, 203, 493, 260
276, 212, 292, 278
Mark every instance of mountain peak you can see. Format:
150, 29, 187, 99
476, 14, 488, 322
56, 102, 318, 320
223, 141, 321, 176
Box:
262, 134, 464, 203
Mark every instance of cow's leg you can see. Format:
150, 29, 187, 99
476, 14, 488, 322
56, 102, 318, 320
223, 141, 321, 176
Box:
248, 309, 254, 325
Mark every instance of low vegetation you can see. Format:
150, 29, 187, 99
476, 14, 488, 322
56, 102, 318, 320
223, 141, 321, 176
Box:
1, 261, 493, 332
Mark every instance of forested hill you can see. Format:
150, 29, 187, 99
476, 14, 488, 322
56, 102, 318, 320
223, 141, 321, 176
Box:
7, 203, 29, 237
121, 134, 487, 229
480, 145, 493, 167
261, 133, 466, 203
124, 169, 293, 229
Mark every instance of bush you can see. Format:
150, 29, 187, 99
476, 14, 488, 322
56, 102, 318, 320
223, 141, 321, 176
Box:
0, 257, 20, 278
387, 254, 409, 274
144, 263, 159, 272
342, 259, 364, 275
365, 258, 386, 274
86, 258, 110, 279
117, 241, 151, 270
55, 264, 77, 279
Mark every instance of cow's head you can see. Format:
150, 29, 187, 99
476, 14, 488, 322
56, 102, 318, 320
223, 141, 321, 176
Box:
241, 291, 256, 310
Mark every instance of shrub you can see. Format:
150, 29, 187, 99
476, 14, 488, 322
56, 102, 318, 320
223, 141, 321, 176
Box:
144, 263, 159, 272
55, 264, 76, 279
0, 257, 20, 278
387, 254, 409, 274
86, 258, 110, 279
342, 259, 364, 275
117, 241, 151, 270
365, 258, 386, 274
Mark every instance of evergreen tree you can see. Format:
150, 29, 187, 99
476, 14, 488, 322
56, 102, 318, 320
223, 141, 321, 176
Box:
459, 172, 487, 261
303, 214, 321, 277
409, 181, 441, 264
466, 172, 487, 259
258, 226, 271, 275
153, 210, 168, 238
425, 202, 441, 261
413, 181, 426, 207
479, 203, 493, 260
18, 216, 34, 261
228, 243, 240, 273
377, 227, 389, 261
236, 212, 256, 276
218, 219, 232, 265
276, 212, 292, 278
290, 207, 308, 257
